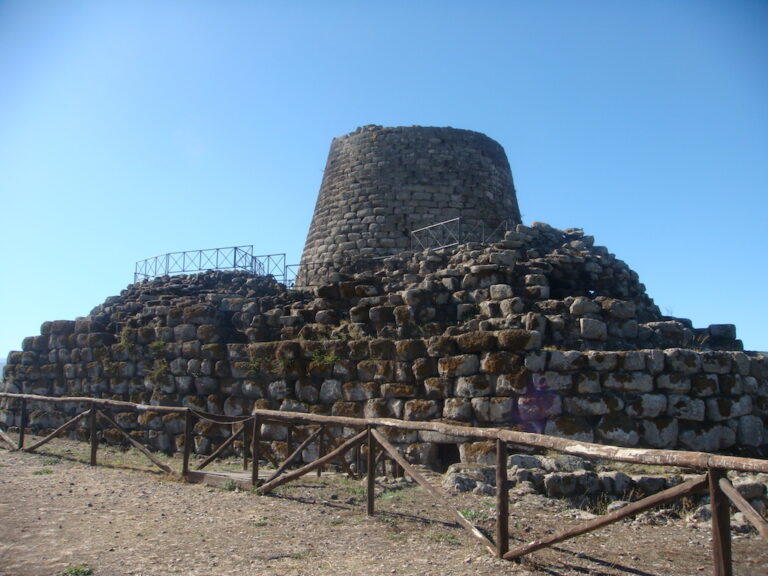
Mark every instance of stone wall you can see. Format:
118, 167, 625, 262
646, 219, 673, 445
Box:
299, 125, 521, 284
3, 222, 765, 467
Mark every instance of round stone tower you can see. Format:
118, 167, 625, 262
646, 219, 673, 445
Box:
299, 125, 521, 282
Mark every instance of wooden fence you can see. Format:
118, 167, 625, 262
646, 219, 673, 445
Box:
1, 392, 767, 575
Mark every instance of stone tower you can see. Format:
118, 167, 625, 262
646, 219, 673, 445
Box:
299, 125, 521, 282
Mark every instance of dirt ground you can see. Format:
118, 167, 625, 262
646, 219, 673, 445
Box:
0, 436, 766, 576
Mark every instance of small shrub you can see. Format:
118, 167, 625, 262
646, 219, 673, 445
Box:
148, 340, 167, 358
146, 358, 170, 383
309, 349, 340, 370
222, 479, 238, 491
61, 567, 94, 576
33, 468, 53, 475
118, 327, 137, 354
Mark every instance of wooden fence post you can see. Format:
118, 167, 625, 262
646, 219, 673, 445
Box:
243, 422, 250, 471
317, 425, 324, 478
182, 409, 193, 477
18, 397, 27, 450
709, 468, 733, 576
496, 438, 509, 558
89, 406, 98, 466
251, 416, 260, 485
367, 427, 375, 516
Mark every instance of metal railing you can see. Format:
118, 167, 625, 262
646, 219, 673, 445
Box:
410, 217, 510, 251
134, 217, 510, 285
134, 247, 287, 283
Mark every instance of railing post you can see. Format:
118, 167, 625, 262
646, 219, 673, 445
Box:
182, 409, 193, 477
317, 425, 324, 478
18, 397, 27, 450
496, 438, 509, 558
366, 427, 375, 516
251, 416, 260, 485
89, 404, 98, 466
242, 422, 249, 471
709, 468, 733, 576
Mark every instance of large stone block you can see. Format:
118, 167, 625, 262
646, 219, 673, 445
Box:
602, 372, 653, 392
641, 418, 679, 448
679, 423, 736, 451
455, 374, 493, 397
544, 417, 594, 442
667, 394, 706, 421
597, 413, 639, 447
517, 394, 562, 421
438, 354, 480, 378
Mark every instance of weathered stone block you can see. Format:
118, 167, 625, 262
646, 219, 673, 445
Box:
690, 373, 719, 397
443, 397, 472, 421
438, 354, 479, 377
580, 318, 607, 341
667, 394, 706, 421
544, 417, 594, 442
532, 371, 573, 392
490, 284, 514, 300
364, 398, 395, 419
737, 415, 764, 447
423, 377, 450, 399
331, 401, 363, 418
342, 381, 379, 402
717, 374, 743, 395
380, 383, 417, 398
626, 394, 667, 418
706, 396, 752, 421
369, 306, 395, 325
356, 359, 393, 382
403, 399, 441, 421
487, 397, 516, 424
597, 413, 639, 446
496, 329, 540, 351
679, 423, 736, 451
369, 338, 395, 359
496, 371, 530, 395
701, 351, 732, 374
517, 394, 562, 421
564, 395, 610, 416
569, 297, 600, 315
547, 350, 586, 371
586, 351, 619, 372
480, 351, 519, 374
574, 372, 601, 393
524, 350, 547, 372
319, 379, 342, 404
499, 297, 525, 316
455, 331, 497, 353
455, 374, 493, 397
664, 349, 701, 374
656, 373, 691, 393
642, 418, 679, 448
602, 372, 653, 392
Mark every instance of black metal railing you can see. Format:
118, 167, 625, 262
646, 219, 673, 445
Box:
134, 247, 287, 283
134, 217, 509, 286
410, 217, 509, 251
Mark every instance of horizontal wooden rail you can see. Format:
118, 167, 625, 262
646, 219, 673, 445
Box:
2, 392, 767, 473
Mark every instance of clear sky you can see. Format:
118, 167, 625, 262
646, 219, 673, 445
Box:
1, 0, 766, 360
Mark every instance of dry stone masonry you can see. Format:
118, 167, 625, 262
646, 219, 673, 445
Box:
300, 125, 521, 284
2, 125, 766, 470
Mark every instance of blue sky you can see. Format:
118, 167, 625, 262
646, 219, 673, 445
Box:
1, 0, 766, 359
